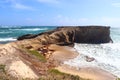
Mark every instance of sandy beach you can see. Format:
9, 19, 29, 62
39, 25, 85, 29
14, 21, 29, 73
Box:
48, 44, 117, 80
49, 44, 78, 62
56, 64, 117, 80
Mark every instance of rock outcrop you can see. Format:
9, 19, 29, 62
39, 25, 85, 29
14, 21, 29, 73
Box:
17, 26, 113, 45
17, 34, 37, 40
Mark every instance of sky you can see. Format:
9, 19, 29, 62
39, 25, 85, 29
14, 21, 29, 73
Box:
0, 0, 120, 27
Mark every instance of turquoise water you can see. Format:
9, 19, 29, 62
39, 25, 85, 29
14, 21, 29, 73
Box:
0, 26, 56, 43
111, 28, 120, 43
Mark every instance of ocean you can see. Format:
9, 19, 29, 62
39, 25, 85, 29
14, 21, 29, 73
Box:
0, 26, 120, 77
0, 26, 55, 44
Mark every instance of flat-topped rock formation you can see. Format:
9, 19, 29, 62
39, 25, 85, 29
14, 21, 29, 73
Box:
17, 26, 113, 45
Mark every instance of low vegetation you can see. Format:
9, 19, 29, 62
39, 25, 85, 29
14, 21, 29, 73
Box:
49, 69, 65, 75
0, 64, 17, 80
19, 45, 47, 62
117, 78, 120, 80
27, 49, 46, 62
38, 69, 91, 80
0, 64, 6, 73
0, 65, 89, 80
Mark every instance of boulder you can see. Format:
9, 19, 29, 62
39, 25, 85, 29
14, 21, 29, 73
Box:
85, 56, 95, 62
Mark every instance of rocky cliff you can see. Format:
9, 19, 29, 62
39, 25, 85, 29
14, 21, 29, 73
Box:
17, 26, 113, 45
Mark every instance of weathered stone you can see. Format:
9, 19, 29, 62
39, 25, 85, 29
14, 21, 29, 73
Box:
17, 34, 37, 40
17, 26, 113, 45
85, 56, 95, 62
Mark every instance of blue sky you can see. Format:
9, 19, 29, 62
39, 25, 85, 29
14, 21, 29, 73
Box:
0, 0, 120, 27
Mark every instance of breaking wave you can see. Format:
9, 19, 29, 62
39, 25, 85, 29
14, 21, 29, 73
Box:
64, 43, 120, 77
9, 28, 48, 31
0, 38, 17, 42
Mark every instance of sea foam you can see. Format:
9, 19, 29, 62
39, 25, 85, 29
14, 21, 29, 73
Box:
64, 43, 120, 77
0, 38, 16, 42
10, 28, 48, 31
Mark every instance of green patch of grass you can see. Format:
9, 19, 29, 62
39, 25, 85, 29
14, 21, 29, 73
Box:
27, 50, 46, 62
48, 69, 90, 80
18, 45, 46, 62
0, 65, 6, 73
49, 69, 65, 75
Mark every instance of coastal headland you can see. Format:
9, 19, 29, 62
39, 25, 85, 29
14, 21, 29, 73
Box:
0, 26, 117, 80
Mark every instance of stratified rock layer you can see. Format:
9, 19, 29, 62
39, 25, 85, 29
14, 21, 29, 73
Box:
17, 26, 113, 44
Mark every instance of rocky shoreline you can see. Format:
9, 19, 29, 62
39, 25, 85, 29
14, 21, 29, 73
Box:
0, 26, 116, 80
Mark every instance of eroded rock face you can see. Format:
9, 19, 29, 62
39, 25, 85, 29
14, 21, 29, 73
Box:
17, 26, 113, 45
17, 34, 37, 40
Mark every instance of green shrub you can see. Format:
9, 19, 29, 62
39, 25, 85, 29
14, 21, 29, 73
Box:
0, 65, 6, 73
49, 69, 65, 75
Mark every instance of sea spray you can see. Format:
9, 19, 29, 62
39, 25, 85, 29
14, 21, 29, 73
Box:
0, 38, 16, 41
64, 28, 120, 77
9, 28, 48, 31
64, 43, 120, 77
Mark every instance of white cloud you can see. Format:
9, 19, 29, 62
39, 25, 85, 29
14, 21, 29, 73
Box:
54, 15, 120, 27
54, 15, 90, 25
102, 17, 120, 23
37, 0, 59, 4
112, 3, 120, 7
1, 0, 17, 4
101, 17, 120, 27
12, 3, 34, 10
1, 0, 34, 10
78, 18, 88, 22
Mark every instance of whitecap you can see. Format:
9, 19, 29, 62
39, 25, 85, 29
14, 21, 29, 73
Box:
0, 38, 16, 41
64, 43, 120, 77
10, 28, 48, 31
0, 31, 12, 34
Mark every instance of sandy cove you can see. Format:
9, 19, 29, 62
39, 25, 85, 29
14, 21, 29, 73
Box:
49, 44, 117, 80
0, 43, 117, 80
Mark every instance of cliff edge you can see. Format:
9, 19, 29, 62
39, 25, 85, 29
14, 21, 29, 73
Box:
17, 26, 113, 45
